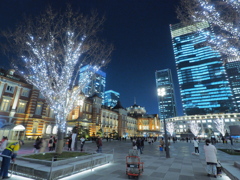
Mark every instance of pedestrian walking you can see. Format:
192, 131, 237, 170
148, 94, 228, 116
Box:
0, 140, 24, 179
136, 138, 142, 154
96, 137, 102, 153
48, 136, 54, 151
193, 138, 199, 154
80, 137, 85, 151
148, 137, 152, 145
33, 138, 42, 153
204, 139, 217, 178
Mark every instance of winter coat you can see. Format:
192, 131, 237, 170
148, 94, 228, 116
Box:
193, 140, 199, 147
204, 144, 217, 163
48, 138, 53, 147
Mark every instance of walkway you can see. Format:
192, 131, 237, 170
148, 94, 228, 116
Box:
4, 139, 239, 180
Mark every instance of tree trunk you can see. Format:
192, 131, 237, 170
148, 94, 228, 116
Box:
56, 127, 64, 154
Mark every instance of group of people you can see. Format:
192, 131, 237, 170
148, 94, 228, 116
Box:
32, 136, 56, 153
67, 136, 85, 151
132, 137, 144, 154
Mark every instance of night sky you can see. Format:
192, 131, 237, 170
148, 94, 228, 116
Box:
0, 0, 183, 115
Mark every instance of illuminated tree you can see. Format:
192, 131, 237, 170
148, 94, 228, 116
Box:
1, 5, 113, 153
177, 0, 240, 58
189, 121, 201, 137
214, 118, 226, 136
166, 122, 175, 136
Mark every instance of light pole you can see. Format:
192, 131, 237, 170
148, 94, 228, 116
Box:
158, 88, 170, 158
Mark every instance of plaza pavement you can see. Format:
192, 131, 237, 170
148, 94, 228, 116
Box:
4, 139, 240, 180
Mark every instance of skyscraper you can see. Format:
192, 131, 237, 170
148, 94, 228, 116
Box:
104, 90, 120, 108
225, 57, 240, 112
170, 22, 236, 115
79, 65, 106, 102
155, 69, 177, 119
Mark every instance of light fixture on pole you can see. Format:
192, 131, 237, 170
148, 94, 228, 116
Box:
157, 87, 170, 158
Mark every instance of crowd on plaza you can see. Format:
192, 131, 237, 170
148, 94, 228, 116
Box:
0, 133, 236, 179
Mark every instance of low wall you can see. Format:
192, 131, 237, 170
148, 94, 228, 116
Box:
7, 153, 113, 180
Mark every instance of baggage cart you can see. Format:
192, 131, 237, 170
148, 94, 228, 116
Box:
126, 149, 144, 179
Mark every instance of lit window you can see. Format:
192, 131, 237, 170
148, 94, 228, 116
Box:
35, 103, 43, 115
5, 85, 14, 93
0, 98, 11, 111
17, 101, 27, 113
46, 125, 52, 134
49, 109, 55, 118
21, 89, 30, 97
32, 121, 38, 133
208, 125, 212, 128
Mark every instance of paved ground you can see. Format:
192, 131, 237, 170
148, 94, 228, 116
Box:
3, 139, 240, 180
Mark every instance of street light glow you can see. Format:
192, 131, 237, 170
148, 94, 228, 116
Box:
158, 88, 166, 97
157, 87, 170, 158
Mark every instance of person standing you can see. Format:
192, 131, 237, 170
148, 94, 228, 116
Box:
52, 137, 56, 151
159, 138, 164, 149
0, 140, 24, 179
136, 138, 142, 154
96, 137, 102, 153
193, 138, 199, 154
204, 139, 217, 178
48, 136, 53, 151
67, 137, 72, 151
80, 137, 85, 152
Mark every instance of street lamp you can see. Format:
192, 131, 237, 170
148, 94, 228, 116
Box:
157, 88, 170, 158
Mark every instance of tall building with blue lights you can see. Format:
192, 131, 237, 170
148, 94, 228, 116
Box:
79, 65, 106, 102
104, 90, 120, 108
170, 22, 236, 115
225, 58, 240, 112
155, 69, 177, 119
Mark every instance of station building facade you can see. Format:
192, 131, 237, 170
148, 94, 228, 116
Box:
0, 69, 160, 140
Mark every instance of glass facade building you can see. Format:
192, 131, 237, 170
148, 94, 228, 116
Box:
170, 22, 236, 115
155, 69, 177, 119
79, 65, 106, 103
225, 58, 240, 112
104, 90, 120, 108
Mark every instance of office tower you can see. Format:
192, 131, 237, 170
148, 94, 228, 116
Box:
104, 90, 120, 108
79, 65, 106, 102
155, 69, 177, 119
170, 22, 236, 115
225, 57, 240, 112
